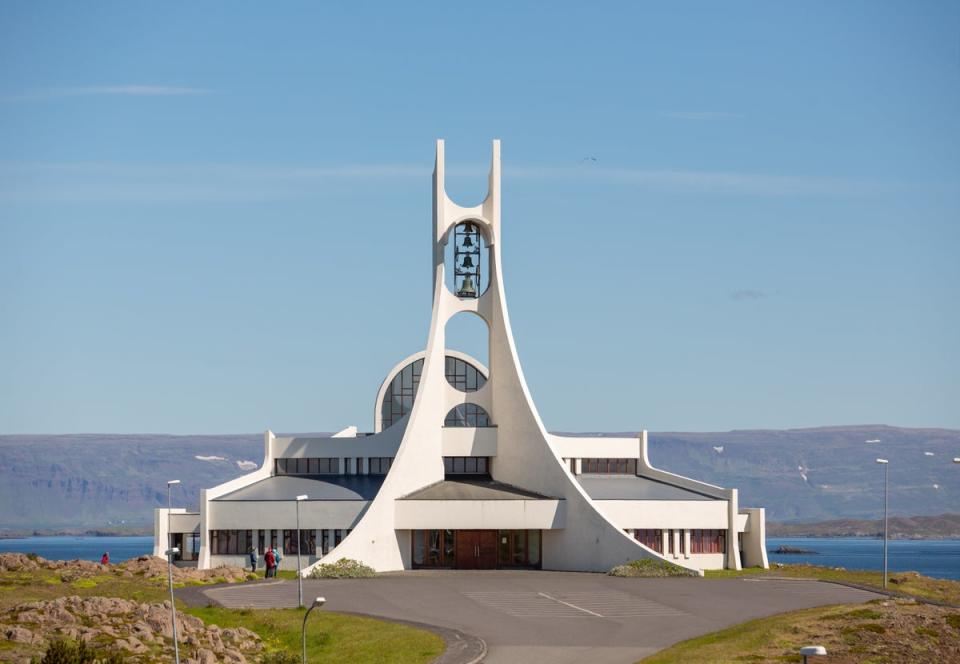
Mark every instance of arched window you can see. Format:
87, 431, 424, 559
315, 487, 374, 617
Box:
444, 403, 491, 427
380, 358, 423, 430
380, 355, 487, 430
445, 356, 487, 393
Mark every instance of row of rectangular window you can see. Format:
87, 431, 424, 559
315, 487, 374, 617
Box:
630, 528, 726, 554
443, 456, 489, 475
581, 458, 638, 474
276, 457, 340, 475
274, 457, 394, 476
209, 528, 353, 556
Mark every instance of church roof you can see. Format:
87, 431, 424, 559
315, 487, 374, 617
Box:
399, 477, 555, 501
576, 474, 718, 501
213, 474, 384, 502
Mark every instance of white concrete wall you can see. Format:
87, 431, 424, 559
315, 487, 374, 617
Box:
441, 427, 498, 457
550, 436, 641, 460
273, 421, 405, 459
594, 500, 729, 530
394, 499, 565, 530
740, 507, 769, 568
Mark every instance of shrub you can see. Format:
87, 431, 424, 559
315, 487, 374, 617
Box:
30, 638, 122, 664
608, 558, 699, 578
946, 614, 960, 629
261, 651, 299, 664
308, 558, 376, 579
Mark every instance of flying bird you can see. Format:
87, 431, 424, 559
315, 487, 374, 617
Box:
865, 439, 881, 443
580, 156, 598, 163
713, 446, 724, 454
924, 452, 935, 457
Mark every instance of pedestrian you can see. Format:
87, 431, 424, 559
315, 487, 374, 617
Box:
249, 546, 258, 573
100, 552, 109, 566
264, 547, 276, 578
273, 545, 282, 570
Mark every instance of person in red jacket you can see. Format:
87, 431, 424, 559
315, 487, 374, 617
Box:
264, 548, 276, 578
100, 552, 109, 566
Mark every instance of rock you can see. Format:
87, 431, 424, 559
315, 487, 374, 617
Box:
5, 626, 35, 643
196, 648, 218, 664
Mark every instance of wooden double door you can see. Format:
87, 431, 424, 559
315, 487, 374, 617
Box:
455, 530, 498, 569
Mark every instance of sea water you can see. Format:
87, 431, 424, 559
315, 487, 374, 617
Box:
0, 536, 153, 563
767, 537, 960, 580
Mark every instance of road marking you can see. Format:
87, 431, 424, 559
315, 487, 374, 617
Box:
537, 592, 604, 617
463, 590, 689, 619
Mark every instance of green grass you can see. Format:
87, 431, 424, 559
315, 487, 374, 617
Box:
704, 564, 960, 605
0, 568, 169, 611
2, 566, 444, 664
639, 606, 829, 663
186, 606, 444, 664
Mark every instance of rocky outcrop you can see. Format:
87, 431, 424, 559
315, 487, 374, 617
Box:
0, 552, 252, 584
1, 595, 262, 663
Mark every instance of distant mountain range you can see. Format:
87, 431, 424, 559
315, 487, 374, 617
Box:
767, 514, 960, 539
0, 425, 958, 531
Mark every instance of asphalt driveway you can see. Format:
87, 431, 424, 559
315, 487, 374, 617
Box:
184, 571, 881, 663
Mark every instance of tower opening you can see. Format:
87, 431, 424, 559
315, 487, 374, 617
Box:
445, 221, 489, 298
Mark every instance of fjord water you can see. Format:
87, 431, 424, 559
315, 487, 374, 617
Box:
767, 538, 960, 580
0, 536, 153, 563
0, 536, 957, 580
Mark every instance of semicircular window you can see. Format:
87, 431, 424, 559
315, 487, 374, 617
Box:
444, 403, 491, 427
381, 355, 487, 429
445, 356, 486, 393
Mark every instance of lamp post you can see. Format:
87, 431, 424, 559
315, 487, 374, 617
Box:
301, 596, 326, 664
295, 494, 308, 608
166, 479, 181, 664
876, 459, 889, 589
799, 645, 827, 663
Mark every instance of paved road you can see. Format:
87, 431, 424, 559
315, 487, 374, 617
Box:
185, 571, 881, 663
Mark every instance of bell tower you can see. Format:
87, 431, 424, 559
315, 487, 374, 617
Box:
313, 140, 667, 572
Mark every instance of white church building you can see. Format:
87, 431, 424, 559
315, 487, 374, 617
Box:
155, 140, 769, 575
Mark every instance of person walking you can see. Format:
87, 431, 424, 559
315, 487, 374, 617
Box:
249, 546, 258, 574
272, 545, 282, 571
100, 552, 109, 566
264, 547, 276, 578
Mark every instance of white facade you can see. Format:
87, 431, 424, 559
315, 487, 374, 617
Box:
155, 140, 768, 574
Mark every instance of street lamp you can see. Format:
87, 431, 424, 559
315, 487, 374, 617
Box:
301, 596, 326, 664
799, 645, 827, 663
295, 494, 308, 608
166, 479, 181, 664
876, 459, 889, 589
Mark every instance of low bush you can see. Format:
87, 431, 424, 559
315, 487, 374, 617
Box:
608, 558, 699, 578
308, 558, 376, 579
31, 638, 124, 664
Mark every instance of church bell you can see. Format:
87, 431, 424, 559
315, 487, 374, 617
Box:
458, 274, 477, 297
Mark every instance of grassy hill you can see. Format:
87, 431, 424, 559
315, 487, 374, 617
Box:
0, 424, 958, 530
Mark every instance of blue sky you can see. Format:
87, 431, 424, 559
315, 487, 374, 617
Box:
1, 2, 957, 434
